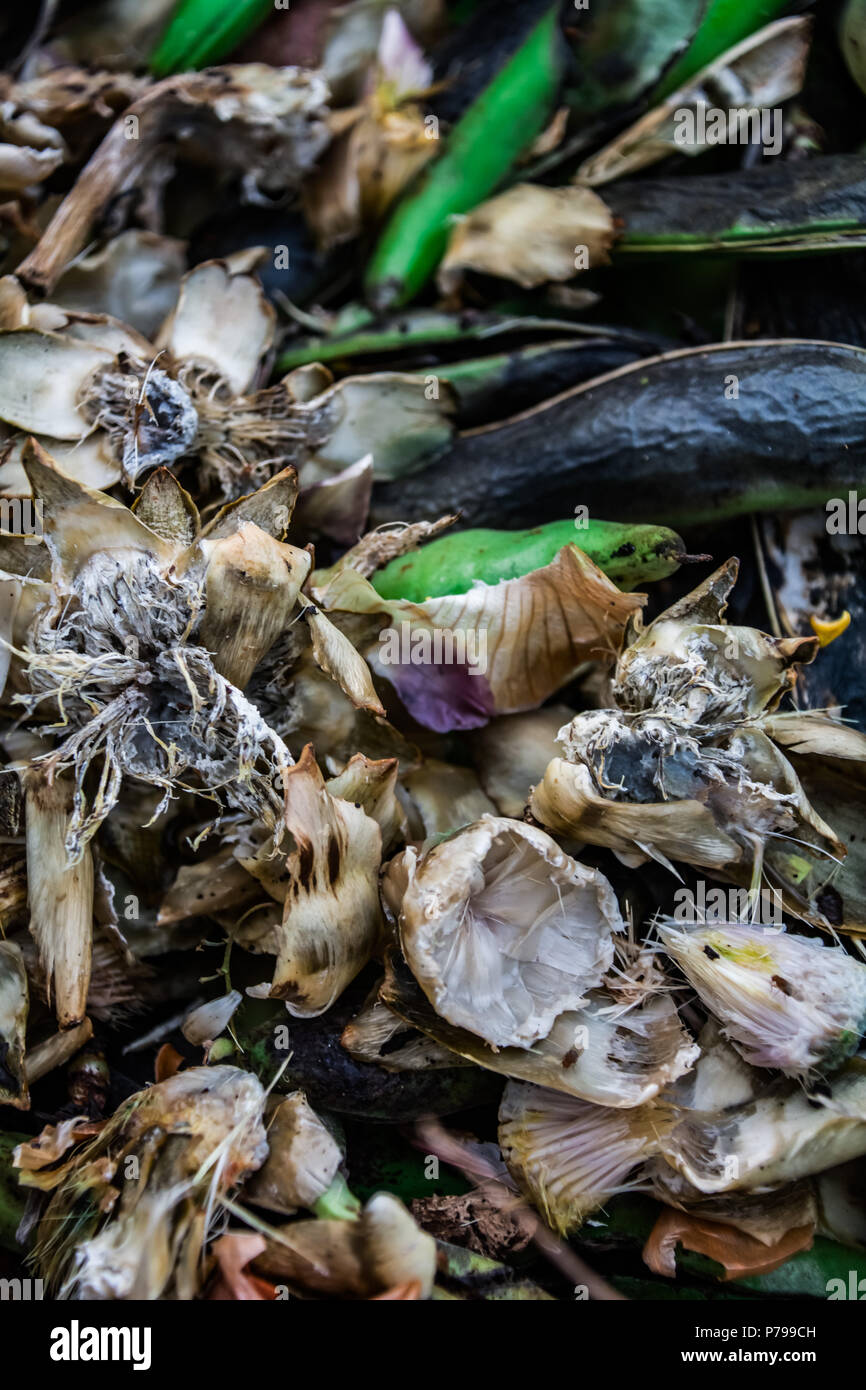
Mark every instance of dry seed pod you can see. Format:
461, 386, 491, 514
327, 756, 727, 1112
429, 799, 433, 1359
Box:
499, 1080, 675, 1235
397, 816, 623, 1050
659, 923, 866, 1077
247, 1091, 343, 1215
28, 1065, 268, 1299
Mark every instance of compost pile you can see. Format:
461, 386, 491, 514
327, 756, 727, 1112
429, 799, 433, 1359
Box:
2, 0, 866, 1304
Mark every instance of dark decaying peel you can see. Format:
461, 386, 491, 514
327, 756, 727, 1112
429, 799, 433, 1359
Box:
371, 341, 866, 529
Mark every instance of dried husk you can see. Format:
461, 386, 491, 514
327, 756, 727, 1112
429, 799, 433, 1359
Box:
246, 1091, 343, 1215
399, 758, 496, 839
23, 766, 94, 1029
29, 1065, 268, 1299
659, 1056, 866, 1193
472, 705, 575, 818
658, 922, 866, 1076
382, 948, 695, 1103
396, 817, 623, 1050
15, 65, 330, 299
156, 259, 274, 396
530, 561, 848, 921
499, 1080, 675, 1235
254, 1192, 436, 1298
439, 183, 616, 292
270, 744, 384, 1015
315, 543, 643, 730
341, 981, 466, 1071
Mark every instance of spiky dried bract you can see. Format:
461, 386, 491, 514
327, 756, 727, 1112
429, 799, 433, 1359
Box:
659, 923, 866, 1076
30, 1065, 268, 1299
397, 816, 623, 1049
499, 1080, 674, 1234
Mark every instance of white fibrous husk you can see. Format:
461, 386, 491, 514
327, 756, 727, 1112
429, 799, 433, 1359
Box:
499, 1080, 675, 1234
396, 816, 623, 1049
246, 1091, 343, 1214
438, 183, 616, 292
658, 922, 866, 1077
28, 1066, 268, 1299
530, 560, 851, 924
658, 1057, 866, 1194
0, 938, 29, 1108
6, 444, 379, 869
380, 948, 695, 1104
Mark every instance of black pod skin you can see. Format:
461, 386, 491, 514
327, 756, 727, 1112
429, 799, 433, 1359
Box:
371, 340, 866, 530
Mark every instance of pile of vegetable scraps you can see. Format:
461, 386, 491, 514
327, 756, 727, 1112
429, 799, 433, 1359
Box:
3, 0, 866, 1309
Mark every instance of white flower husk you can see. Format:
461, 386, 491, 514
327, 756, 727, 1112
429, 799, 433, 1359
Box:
397, 816, 623, 1050
659, 922, 866, 1076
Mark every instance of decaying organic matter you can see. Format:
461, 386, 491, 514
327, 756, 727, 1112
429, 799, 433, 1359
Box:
3, 0, 866, 1315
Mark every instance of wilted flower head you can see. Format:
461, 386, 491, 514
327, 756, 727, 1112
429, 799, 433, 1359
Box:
531, 560, 852, 925
658, 922, 866, 1077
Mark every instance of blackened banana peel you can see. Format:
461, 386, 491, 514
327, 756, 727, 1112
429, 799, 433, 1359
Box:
371, 340, 866, 529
